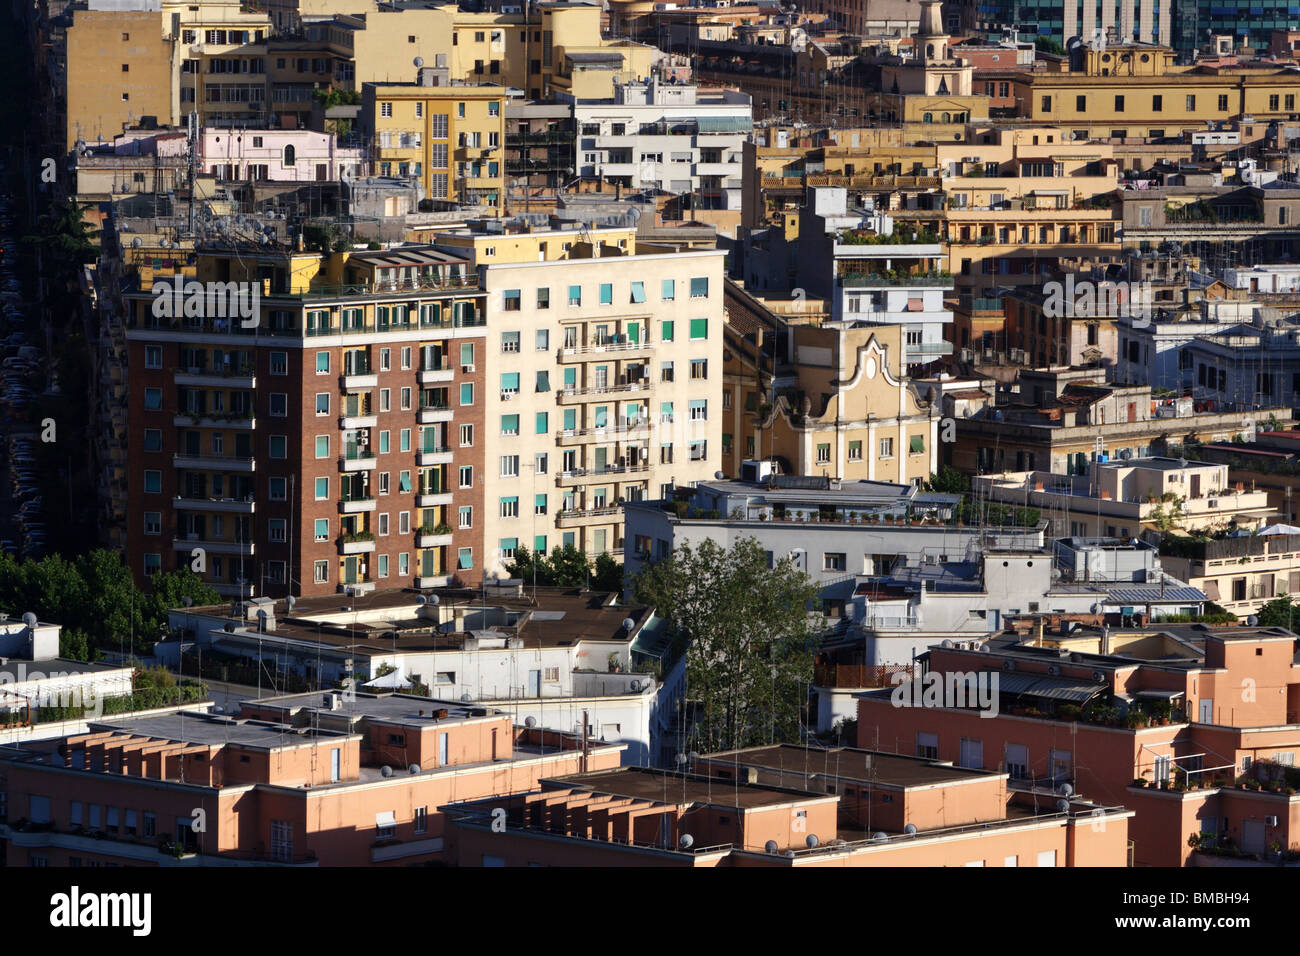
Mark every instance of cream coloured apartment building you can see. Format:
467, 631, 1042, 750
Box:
442, 226, 725, 575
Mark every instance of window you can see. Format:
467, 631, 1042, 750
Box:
689, 277, 709, 298
269, 393, 287, 417
536, 328, 549, 350
144, 470, 162, 493
414, 807, 428, 834
459, 506, 473, 529
459, 465, 473, 488
314, 561, 329, 584
848, 440, 862, 461
314, 518, 330, 542
500, 496, 519, 518
314, 477, 329, 500
501, 414, 520, 436
535, 370, 550, 392
1152, 94, 1162, 112
501, 329, 521, 350
599, 283, 613, 305
909, 435, 925, 455
1218, 94, 1229, 111
316, 351, 330, 373
458, 548, 474, 570
144, 345, 162, 369
662, 279, 675, 300
459, 382, 474, 406
143, 429, 162, 451
689, 399, 708, 421
269, 519, 286, 542
315, 435, 330, 458
630, 281, 645, 303
144, 512, 161, 535
459, 424, 474, 447
270, 478, 287, 501
568, 284, 581, 306
816, 443, 830, 464
501, 455, 519, 477
880, 437, 894, 458
537, 288, 550, 310
661, 361, 674, 382
916, 732, 938, 760
144, 387, 162, 410
824, 552, 845, 571
689, 318, 708, 340
270, 436, 287, 459
689, 359, 708, 380
535, 493, 547, 516
661, 320, 674, 342
536, 411, 549, 434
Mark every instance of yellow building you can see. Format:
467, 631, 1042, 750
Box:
361, 82, 507, 213
722, 283, 938, 484
1017, 43, 1300, 140
65, 9, 175, 149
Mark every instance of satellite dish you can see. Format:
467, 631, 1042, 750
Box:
182, 596, 193, 607
1056, 798, 1070, 812
22, 612, 37, 628
679, 834, 694, 849
765, 840, 779, 853
408, 764, 421, 774
903, 823, 918, 835
1058, 783, 1074, 797
805, 834, 819, 848
1247, 615, 1259, 626
622, 617, 635, 632
131, 237, 143, 248
413, 56, 424, 68
461, 693, 472, 702
286, 595, 296, 610
380, 766, 394, 778
524, 716, 537, 728
941, 639, 953, 648
791, 27, 808, 54
872, 832, 889, 842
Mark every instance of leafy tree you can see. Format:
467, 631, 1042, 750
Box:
633, 537, 824, 752
59, 627, 91, 662
76, 550, 148, 652
1255, 595, 1297, 629
1034, 36, 1066, 55
925, 465, 970, 495
144, 568, 221, 633
548, 544, 592, 587
592, 553, 623, 593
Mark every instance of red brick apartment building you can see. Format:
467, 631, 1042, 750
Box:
438, 745, 1132, 866
0, 696, 622, 867
123, 243, 487, 600
857, 621, 1300, 866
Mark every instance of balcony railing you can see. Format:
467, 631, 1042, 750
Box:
837, 270, 953, 288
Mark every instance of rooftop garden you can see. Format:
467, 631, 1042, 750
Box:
837, 223, 940, 245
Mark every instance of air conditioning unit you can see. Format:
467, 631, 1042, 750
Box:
1047, 664, 1060, 675
1266, 815, 1279, 826
461, 364, 475, 373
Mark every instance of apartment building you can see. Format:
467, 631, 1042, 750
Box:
974, 457, 1277, 539
622, 468, 1046, 594
199, 128, 366, 181
360, 78, 507, 212
1016, 43, 1300, 139
122, 242, 487, 598
431, 220, 725, 569
568, 77, 752, 211
439, 752, 1132, 866
0, 700, 623, 866
971, 0, 1170, 45
858, 622, 1300, 866
948, 366, 1292, 477
1159, 528, 1300, 616
63, 0, 175, 150
1195, 430, 1300, 527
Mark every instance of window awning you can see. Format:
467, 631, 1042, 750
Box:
376, 811, 396, 828
1135, 689, 1184, 700
998, 671, 1105, 704
696, 115, 751, 133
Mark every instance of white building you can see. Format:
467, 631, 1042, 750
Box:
1223, 264, 1300, 294
199, 128, 366, 181
1113, 298, 1259, 394
567, 77, 751, 210
797, 187, 954, 372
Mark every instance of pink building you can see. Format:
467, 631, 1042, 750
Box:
199, 128, 366, 182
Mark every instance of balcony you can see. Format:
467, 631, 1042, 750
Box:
173, 495, 256, 514
339, 454, 377, 472
418, 447, 454, 466
172, 537, 255, 556
556, 505, 622, 528
555, 421, 650, 446
557, 338, 654, 362
175, 369, 256, 389
173, 454, 256, 473
418, 405, 454, 424
338, 534, 376, 554
556, 464, 650, 486
341, 371, 378, 389
836, 270, 954, 289
173, 413, 256, 430
339, 414, 378, 430
555, 380, 651, 404
417, 492, 454, 507
339, 496, 376, 513
417, 527, 455, 547
418, 363, 455, 385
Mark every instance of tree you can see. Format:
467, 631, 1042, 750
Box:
548, 544, 591, 587
143, 568, 221, 635
633, 537, 824, 752
1254, 595, 1297, 629
75, 550, 148, 653
592, 553, 623, 593
925, 465, 969, 495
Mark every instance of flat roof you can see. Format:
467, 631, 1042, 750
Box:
702, 744, 1002, 788
0, 658, 130, 680
89, 711, 352, 749
549, 767, 824, 809
243, 692, 502, 727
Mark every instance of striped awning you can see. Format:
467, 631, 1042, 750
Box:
997, 671, 1106, 704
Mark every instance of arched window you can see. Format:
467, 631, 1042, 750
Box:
926, 44, 935, 58
924, 112, 933, 123
284, 144, 296, 167
941, 112, 951, 123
